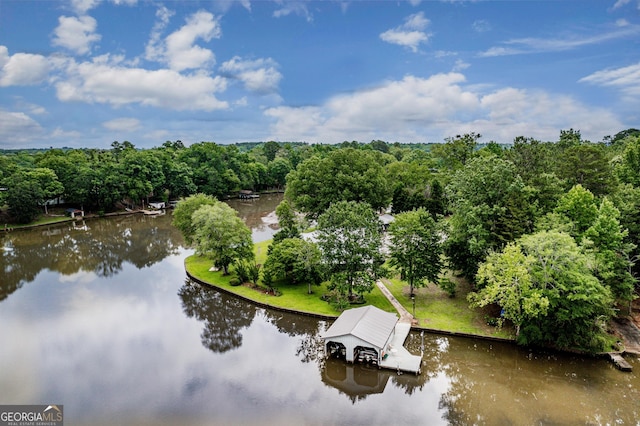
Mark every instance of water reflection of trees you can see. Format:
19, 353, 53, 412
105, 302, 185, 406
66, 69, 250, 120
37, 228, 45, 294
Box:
179, 280, 257, 353
0, 214, 184, 302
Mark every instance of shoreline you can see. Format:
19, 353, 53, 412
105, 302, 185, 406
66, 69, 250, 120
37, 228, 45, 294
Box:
184, 258, 638, 370
185, 262, 517, 345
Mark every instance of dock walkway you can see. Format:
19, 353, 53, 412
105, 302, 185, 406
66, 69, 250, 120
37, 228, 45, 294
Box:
375, 281, 423, 374
379, 322, 422, 374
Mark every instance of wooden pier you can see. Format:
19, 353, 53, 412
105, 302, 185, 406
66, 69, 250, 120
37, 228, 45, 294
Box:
608, 353, 633, 372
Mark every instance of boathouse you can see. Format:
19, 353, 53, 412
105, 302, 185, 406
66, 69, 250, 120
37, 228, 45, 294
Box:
321, 305, 398, 364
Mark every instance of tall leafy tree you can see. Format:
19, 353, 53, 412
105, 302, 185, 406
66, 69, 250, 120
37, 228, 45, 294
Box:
317, 201, 384, 301
445, 156, 534, 278
5, 168, 63, 222
172, 193, 219, 245
285, 148, 390, 218
471, 231, 614, 351
552, 184, 598, 240
557, 143, 615, 197
616, 135, 640, 187
388, 208, 443, 296
191, 203, 254, 275
431, 132, 480, 170
271, 199, 301, 247
262, 238, 323, 293
471, 243, 546, 338
584, 198, 636, 303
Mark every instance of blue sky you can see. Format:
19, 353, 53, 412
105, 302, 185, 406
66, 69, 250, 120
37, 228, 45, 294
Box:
0, 0, 638, 149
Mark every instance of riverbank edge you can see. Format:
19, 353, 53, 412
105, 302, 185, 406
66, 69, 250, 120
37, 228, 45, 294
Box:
184, 263, 516, 345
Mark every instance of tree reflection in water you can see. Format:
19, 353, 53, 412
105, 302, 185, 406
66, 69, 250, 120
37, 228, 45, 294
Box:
178, 280, 257, 353
0, 214, 183, 302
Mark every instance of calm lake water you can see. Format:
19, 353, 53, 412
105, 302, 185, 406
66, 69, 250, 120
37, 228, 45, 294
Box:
1, 195, 639, 425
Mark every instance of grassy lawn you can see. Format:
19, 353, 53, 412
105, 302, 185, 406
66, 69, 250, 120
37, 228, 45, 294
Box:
185, 240, 395, 317
6, 215, 73, 229
185, 239, 512, 339
383, 272, 515, 339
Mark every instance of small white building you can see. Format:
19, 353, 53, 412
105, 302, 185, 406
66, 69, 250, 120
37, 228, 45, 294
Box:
321, 305, 398, 365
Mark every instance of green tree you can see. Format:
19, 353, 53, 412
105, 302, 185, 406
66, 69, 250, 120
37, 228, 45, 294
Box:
172, 194, 219, 245
388, 208, 443, 296
120, 150, 165, 206
262, 237, 323, 293
271, 199, 301, 246
616, 135, 640, 187
191, 203, 254, 275
317, 201, 384, 301
431, 132, 480, 170
583, 198, 636, 303
557, 143, 614, 197
472, 231, 614, 351
471, 243, 547, 338
552, 184, 598, 240
285, 148, 390, 218
5, 168, 63, 222
445, 156, 534, 278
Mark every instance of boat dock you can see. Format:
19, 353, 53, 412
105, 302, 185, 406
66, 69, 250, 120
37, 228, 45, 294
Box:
379, 321, 422, 374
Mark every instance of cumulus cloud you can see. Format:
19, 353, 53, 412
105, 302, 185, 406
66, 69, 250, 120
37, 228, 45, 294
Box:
579, 61, 640, 99
103, 117, 141, 131
380, 11, 431, 52
55, 55, 228, 111
52, 15, 101, 55
147, 10, 221, 71
145, 6, 175, 62
70, 0, 100, 14
264, 73, 622, 143
165, 11, 220, 71
0, 110, 43, 144
219, 56, 282, 94
0, 46, 50, 86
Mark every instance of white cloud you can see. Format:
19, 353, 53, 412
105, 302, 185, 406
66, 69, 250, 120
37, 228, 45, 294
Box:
55, 55, 228, 111
453, 59, 470, 72
52, 15, 101, 55
479, 25, 640, 57
0, 111, 43, 144
380, 12, 431, 52
579, 62, 640, 99
273, 1, 313, 22
0, 46, 49, 86
612, 0, 631, 9
472, 19, 491, 33
103, 117, 141, 131
70, 0, 99, 14
219, 56, 282, 94
145, 6, 175, 63
146, 10, 221, 72
159, 10, 221, 71
51, 127, 82, 139
264, 73, 622, 144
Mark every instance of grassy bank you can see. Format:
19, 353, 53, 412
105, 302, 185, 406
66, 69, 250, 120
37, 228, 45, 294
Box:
383, 274, 514, 339
185, 240, 513, 340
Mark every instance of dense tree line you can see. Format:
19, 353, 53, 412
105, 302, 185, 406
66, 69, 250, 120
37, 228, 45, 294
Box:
4, 129, 640, 351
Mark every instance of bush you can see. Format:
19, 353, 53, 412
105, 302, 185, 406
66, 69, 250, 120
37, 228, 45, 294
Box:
438, 277, 457, 298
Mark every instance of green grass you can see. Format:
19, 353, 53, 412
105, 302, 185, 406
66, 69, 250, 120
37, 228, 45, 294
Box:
7, 215, 73, 228
185, 240, 512, 339
383, 272, 514, 339
185, 240, 395, 317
